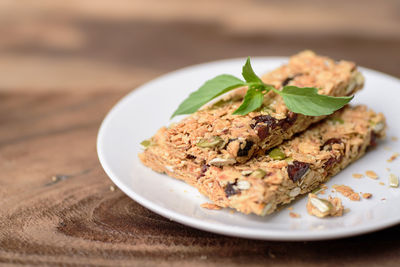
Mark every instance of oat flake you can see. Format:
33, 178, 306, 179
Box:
365, 170, 378, 179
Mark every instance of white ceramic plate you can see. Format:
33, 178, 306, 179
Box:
97, 57, 400, 241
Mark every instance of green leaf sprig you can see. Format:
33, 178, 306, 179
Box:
171, 57, 353, 118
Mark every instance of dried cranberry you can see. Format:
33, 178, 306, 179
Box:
237, 140, 254, 157
287, 161, 310, 182
225, 181, 237, 197
186, 154, 196, 160
320, 138, 342, 150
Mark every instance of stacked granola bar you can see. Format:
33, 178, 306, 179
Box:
139, 51, 386, 216
152, 51, 364, 166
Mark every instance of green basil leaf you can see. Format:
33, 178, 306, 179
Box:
232, 87, 264, 115
278, 86, 353, 116
242, 57, 263, 84
171, 57, 357, 119
171, 74, 245, 118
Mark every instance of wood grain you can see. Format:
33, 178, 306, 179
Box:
0, 0, 399, 266
1, 93, 400, 266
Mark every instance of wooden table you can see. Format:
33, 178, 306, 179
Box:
1, 1, 399, 266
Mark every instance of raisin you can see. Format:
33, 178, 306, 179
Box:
251, 115, 279, 140
281, 73, 303, 87
197, 164, 209, 179
280, 111, 298, 130
250, 115, 278, 129
320, 138, 342, 150
369, 132, 377, 147
225, 181, 238, 197
251, 113, 297, 137
186, 154, 196, 160
237, 140, 254, 157
255, 125, 269, 140
281, 76, 294, 87
323, 155, 343, 169
287, 161, 310, 182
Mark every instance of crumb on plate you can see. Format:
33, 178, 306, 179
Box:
365, 170, 378, 179
306, 193, 344, 218
387, 153, 399, 163
200, 203, 222, 210
289, 212, 301, 218
333, 184, 360, 201
389, 173, 399, 188
362, 193, 372, 199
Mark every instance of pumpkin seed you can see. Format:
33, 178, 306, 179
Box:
268, 148, 286, 160
197, 136, 223, 148
389, 173, 399, 188
140, 139, 151, 148
310, 197, 333, 215
251, 169, 267, 179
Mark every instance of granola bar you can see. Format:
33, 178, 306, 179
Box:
147, 51, 364, 166
139, 105, 386, 215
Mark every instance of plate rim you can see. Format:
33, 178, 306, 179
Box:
97, 56, 400, 241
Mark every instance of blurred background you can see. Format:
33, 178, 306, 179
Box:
1, 0, 399, 94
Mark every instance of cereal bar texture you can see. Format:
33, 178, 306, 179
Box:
145, 51, 364, 167
139, 105, 386, 216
